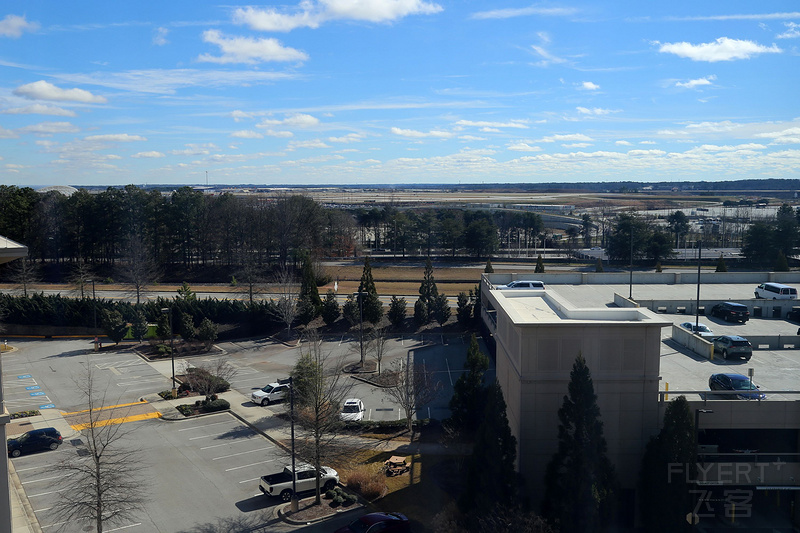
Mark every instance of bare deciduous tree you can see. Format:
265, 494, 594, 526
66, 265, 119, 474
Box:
181, 357, 238, 401
69, 257, 94, 299
369, 327, 390, 375
8, 257, 40, 297
292, 332, 354, 504
52, 363, 148, 532
383, 354, 442, 433
273, 265, 299, 340
118, 234, 161, 305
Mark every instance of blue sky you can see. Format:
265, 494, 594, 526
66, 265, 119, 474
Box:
1, 2, 798, 187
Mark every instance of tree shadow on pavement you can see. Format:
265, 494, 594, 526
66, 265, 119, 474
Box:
175, 509, 279, 532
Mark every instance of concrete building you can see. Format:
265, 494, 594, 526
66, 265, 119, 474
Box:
481, 277, 671, 510
480, 272, 800, 527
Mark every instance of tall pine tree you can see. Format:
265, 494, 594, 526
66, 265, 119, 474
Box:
357, 256, 383, 323
415, 258, 439, 324
459, 380, 518, 515
639, 396, 696, 532
542, 354, 616, 533
449, 334, 489, 432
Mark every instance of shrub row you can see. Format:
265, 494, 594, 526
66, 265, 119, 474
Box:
325, 486, 358, 506
10, 410, 40, 419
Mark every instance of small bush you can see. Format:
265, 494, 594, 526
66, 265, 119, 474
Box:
325, 489, 336, 500
10, 410, 40, 419
202, 399, 230, 412
158, 390, 173, 400
332, 495, 344, 505
156, 344, 172, 356
176, 404, 194, 416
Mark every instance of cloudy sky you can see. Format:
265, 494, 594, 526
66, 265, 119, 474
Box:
1, 2, 798, 187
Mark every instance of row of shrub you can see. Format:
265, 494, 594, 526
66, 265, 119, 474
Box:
10, 410, 40, 419
325, 486, 359, 507
174, 398, 231, 416
340, 418, 432, 431
0, 292, 283, 331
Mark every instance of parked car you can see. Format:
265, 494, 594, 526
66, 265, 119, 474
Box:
334, 512, 410, 533
754, 282, 797, 300
712, 335, 752, 361
786, 308, 800, 322
259, 463, 338, 502
709, 302, 750, 323
709, 373, 766, 400
494, 280, 546, 290
340, 398, 366, 421
251, 379, 291, 406
679, 322, 715, 338
7, 427, 62, 458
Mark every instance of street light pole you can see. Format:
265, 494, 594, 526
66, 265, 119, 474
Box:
354, 291, 368, 368
90, 279, 96, 330
161, 307, 176, 398
695, 240, 702, 331
289, 376, 298, 512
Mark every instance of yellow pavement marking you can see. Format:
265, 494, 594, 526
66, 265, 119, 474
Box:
70, 411, 161, 431
61, 400, 148, 416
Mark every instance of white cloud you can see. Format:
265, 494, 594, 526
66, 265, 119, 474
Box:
170, 143, 219, 156
459, 135, 487, 141
471, 6, 577, 19
0, 126, 18, 139
755, 127, 800, 144
579, 81, 600, 90
640, 140, 657, 144
0, 14, 39, 38
257, 113, 320, 128
288, 139, 331, 150
536, 133, 593, 142
13, 81, 108, 103
777, 22, 800, 39
18, 121, 80, 135
455, 119, 528, 129
198, 30, 308, 64
231, 130, 264, 139
616, 140, 632, 146
131, 151, 165, 158
576, 107, 616, 115
2, 104, 76, 117
233, 1, 443, 32
675, 75, 716, 89
562, 142, 592, 148
153, 27, 169, 46
530, 44, 566, 67
507, 142, 542, 152
670, 12, 800, 22
657, 37, 782, 62
390, 127, 453, 138
628, 149, 666, 156
261, 129, 294, 138
84, 134, 146, 142
328, 133, 364, 143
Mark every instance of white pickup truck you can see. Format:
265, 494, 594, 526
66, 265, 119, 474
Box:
251, 378, 291, 406
259, 464, 339, 501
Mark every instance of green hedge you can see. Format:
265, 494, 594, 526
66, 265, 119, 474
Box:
201, 399, 230, 412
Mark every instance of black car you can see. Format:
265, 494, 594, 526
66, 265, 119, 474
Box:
709, 302, 750, 323
7, 427, 63, 457
787, 308, 800, 322
709, 373, 766, 400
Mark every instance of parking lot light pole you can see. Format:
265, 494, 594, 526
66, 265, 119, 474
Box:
161, 307, 176, 398
88, 279, 97, 329
695, 240, 702, 331
289, 376, 299, 512
354, 291, 368, 367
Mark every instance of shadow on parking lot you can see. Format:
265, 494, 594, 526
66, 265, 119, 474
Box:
213, 424, 259, 440
176, 509, 279, 532
235, 494, 279, 513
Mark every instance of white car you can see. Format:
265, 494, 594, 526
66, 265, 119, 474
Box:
679, 322, 715, 338
494, 280, 545, 290
340, 398, 366, 421
251, 379, 291, 406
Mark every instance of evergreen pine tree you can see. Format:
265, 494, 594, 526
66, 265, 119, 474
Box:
456, 292, 472, 326
415, 258, 439, 324
535, 254, 545, 273
388, 295, 407, 329
131, 309, 149, 342
357, 256, 383, 323
299, 255, 322, 315
542, 354, 616, 533
484, 258, 494, 273
775, 250, 789, 272
459, 381, 518, 515
449, 334, 489, 431
432, 292, 451, 326
639, 396, 696, 532
320, 290, 340, 326
715, 254, 727, 273
595, 258, 604, 272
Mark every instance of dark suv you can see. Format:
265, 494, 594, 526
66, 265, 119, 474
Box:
7, 427, 62, 457
709, 302, 750, 323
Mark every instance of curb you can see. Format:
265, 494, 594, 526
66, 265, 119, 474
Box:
277, 498, 364, 525
8, 460, 43, 533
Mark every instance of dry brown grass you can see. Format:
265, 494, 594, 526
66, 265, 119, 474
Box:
343, 464, 388, 501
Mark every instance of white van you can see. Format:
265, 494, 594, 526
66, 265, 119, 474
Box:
754, 282, 797, 300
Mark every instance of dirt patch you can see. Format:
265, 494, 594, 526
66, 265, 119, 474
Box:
282, 494, 362, 523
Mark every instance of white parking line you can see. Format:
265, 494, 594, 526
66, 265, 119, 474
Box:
178, 419, 230, 432
22, 473, 73, 485
229, 376, 270, 385
445, 358, 454, 386
239, 477, 263, 484
107, 523, 142, 531
225, 459, 275, 471
212, 447, 273, 461
28, 488, 70, 498
116, 377, 167, 386
200, 438, 256, 450
188, 431, 232, 441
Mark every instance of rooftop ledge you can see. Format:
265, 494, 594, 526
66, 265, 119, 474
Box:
491, 289, 671, 326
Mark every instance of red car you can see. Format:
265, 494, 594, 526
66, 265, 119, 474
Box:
334, 512, 410, 533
